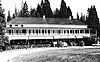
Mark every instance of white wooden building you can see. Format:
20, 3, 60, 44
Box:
5, 17, 97, 45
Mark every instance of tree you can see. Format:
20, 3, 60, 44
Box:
19, 1, 29, 17
36, 4, 41, 17
80, 13, 85, 23
86, 6, 99, 29
76, 12, 79, 20
14, 5, 18, 17
54, 8, 60, 18
86, 5, 99, 35
7, 11, 12, 22
41, 0, 53, 17
67, 6, 73, 19
12, 14, 15, 19
59, 0, 68, 18
30, 8, 37, 17
0, 1, 7, 50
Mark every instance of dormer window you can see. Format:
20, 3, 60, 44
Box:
21, 25, 23, 27
10, 25, 12, 28
15, 25, 18, 26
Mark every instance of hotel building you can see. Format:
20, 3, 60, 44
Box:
5, 17, 97, 46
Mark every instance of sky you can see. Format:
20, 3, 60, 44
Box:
1, 0, 100, 19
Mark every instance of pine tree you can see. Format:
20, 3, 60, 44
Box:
76, 12, 79, 20
30, 8, 36, 17
41, 0, 53, 18
14, 5, 18, 17
80, 13, 85, 23
86, 5, 99, 29
54, 8, 60, 18
7, 11, 12, 22
0, 1, 7, 50
36, 4, 41, 17
86, 5, 99, 35
12, 14, 15, 19
59, 0, 68, 18
19, 1, 29, 17
67, 6, 73, 19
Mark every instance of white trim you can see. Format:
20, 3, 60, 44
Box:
6, 24, 88, 28
54, 35, 76, 39
29, 36, 53, 39
9, 36, 28, 40
75, 36, 83, 38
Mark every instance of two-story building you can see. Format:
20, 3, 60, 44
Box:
5, 17, 97, 46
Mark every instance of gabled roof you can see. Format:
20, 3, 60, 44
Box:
7, 17, 86, 25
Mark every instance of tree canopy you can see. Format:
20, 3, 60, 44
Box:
86, 5, 99, 29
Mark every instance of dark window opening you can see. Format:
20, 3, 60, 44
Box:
33, 30, 35, 34
58, 30, 61, 34
9, 30, 11, 35
36, 30, 38, 34
15, 25, 18, 26
16, 30, 19, 35
10, 25, 12, 28
67, 30, 69, 34
48, 30, 50, 34
70, 30, 74, 34
29, 30, 31, 34
42, 30, 44, 34
64, 30, 66, 34
80, 30, 84, 33
22, 29, 26, 35
75, 30, 79, 34
21, 25, 23, 27
45, 30, 47, 34
53, 30, 55, 33
85, 30, 89, 33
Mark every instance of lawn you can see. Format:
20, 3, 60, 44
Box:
11, 48, 100, 62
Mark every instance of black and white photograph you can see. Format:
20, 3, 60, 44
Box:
0, 0, 100, 62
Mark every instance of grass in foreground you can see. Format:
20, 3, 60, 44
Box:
12, 48, 100, 62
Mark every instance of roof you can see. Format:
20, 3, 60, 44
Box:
7, 17, 86, 25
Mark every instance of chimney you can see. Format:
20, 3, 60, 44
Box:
43, 15, 45, 19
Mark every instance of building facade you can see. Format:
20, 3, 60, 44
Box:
5, 17, 97, 46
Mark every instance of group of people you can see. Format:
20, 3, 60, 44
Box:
53, 40, 85, 47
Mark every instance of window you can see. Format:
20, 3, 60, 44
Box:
64, 30, 66, 34
9, 30, 12, 35
45, 30, 47, 34
36, 30, 38, 34
70, 30, 74, 34
53, 30, 55, 34
29, 30, 31, 34
21, 25, 23, 27
67, 30, 69, 34
58, 30, 61, 34
15, 25, 18, 26
85, 30, 89, 33
33, 30, 35, 34
16, 30, 19, 35
42, 30, 44, 34
22, 29, 26, 35
48, 30, 50, 34
10, 25, 12, 28
80, 30, 84, 33
75, 30, 79, 34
